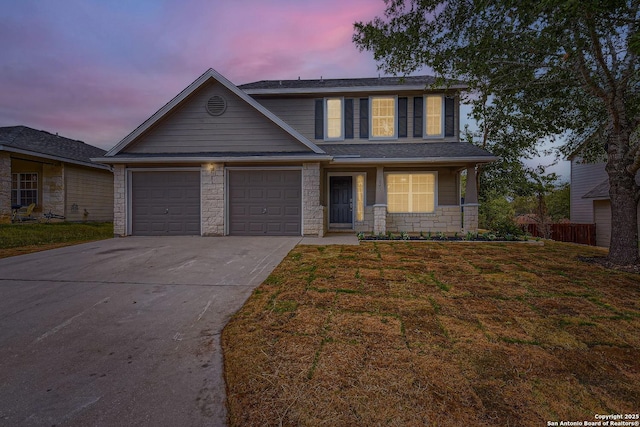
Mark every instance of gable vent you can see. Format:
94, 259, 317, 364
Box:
206, 95, 227, 116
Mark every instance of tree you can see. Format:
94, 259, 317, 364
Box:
354, 0, 640, 266
547, 182, 571, 222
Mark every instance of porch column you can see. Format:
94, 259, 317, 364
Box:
373, 166, 387, 235
463, 166, 479, 232
201, 163, 225, 236
0, 152, 11, 223
113, 165, 126, 236
42, 163, 64, 217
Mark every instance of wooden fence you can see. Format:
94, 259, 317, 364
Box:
521, 223, 596, 246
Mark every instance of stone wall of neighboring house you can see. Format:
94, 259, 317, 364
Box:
201, 163, 225, 236
0, 152, 11, 223
64, 165, 114, 222
42, 164, 64, 218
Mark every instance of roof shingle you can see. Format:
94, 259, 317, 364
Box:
0, 126, 106, 166
239, 75, 464, 91
320, 142, 494, 160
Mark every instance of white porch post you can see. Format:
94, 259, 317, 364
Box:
463, 166, 479, 232
373, 166, 387, 235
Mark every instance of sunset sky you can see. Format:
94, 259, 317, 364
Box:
0, 0, 568, 177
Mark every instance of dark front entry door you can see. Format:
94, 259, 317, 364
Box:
330, 176, 353, 226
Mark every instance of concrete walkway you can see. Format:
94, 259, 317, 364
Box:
299, 233, 360, 246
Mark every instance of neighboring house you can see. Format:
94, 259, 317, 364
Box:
94, 68, 495, 237
570, 155, 640, 247
0, 126, 114, 223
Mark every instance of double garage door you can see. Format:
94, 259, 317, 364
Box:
130, 170, 301, 236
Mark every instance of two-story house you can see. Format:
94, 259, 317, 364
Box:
95, 68, 495, 237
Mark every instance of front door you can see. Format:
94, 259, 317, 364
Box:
330, 176, 353, 228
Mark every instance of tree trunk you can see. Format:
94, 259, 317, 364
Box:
606, 130, 640, 266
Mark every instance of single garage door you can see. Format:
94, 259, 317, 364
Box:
229, 170, 301, 236
131, 171, 200, 236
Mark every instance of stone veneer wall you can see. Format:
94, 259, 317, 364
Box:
303, 163, 323, 237
201, 163, 225, 236
386, 206, 462, 233
462, 204, 479, 232
0, 153, 10, 223
113, 165, 126, 236
354, 206, 374, 233
42, 164, 65, 216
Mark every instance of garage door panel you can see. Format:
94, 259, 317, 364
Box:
131, 171, 200, 236
229, 170, 301, 236
284, 206, 300, 216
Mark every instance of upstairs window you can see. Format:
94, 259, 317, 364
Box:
11, 173, 38, 207
325, 98, 343, 140
425, 95, 443, 137
415, 95, 456, 138
370, 96, 397, 139
315, 98, 353, 140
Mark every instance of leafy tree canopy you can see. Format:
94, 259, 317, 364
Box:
354, 0, 640, 265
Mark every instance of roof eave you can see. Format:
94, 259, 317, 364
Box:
330, 156, 497, 164
92, 154, 334, 164
2, 145, 112, 170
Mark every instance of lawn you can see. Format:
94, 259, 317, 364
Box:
0, 222, 113, 258
222, 241, 640, 427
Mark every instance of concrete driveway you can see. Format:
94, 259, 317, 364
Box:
0, 236, 300, 426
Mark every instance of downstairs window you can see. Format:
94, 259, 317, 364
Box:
386, 173, 436, 213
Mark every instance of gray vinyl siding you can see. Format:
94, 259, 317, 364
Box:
570, 157, 607, 223
253, 94, 459, 143
593, 200, 611, 247
64, 166, 114, 222
125, 81, 311, 154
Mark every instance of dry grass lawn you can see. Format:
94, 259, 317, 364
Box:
0, 222, 113, 259
222, 241, 640, 426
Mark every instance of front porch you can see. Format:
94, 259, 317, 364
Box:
319, 164, 480, 236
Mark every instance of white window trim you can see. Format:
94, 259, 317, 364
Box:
424, 95, 445, 139
369, 95, 398, 140
385, 171, 438, 213
11, 172, 39, 207
324, 97, 344, 141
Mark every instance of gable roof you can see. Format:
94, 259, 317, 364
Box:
239, 75, 466, 95
0, 126, 109, 169
104, 68, 325, 157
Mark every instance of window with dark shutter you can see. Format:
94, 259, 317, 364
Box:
315, 99, 324, 139
413, 97, 423, 137
359, 98, 369, 139
344, 99, 354, 139
398, 97, 408, 138
445, 97, 455, 137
